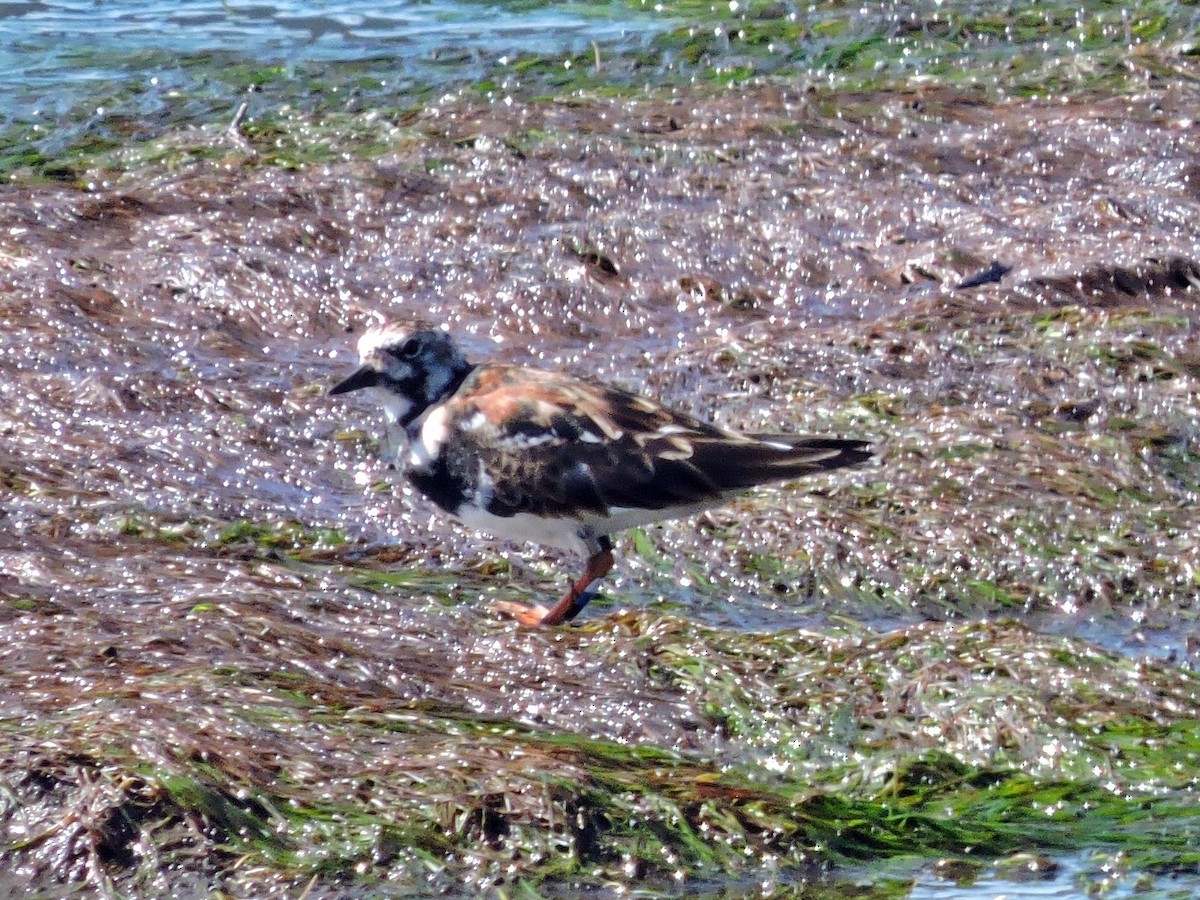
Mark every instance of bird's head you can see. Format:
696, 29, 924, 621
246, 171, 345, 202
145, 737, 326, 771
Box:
329, 324, 472, 427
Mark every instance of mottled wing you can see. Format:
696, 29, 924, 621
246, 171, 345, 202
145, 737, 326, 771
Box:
440, 366, 716, 519
444, 365, 869, 520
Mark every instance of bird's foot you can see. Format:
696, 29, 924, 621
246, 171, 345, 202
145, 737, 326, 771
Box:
489, 600, 555, 627
489, 547, 615, 627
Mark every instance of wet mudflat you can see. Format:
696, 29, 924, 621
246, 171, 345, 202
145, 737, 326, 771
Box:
2, 80, 1200, 897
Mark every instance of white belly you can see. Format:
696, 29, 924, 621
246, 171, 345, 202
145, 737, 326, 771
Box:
454, 504, 594, 557
452, 497, 728, 558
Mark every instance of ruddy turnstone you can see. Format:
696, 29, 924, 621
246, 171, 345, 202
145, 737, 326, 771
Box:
330, 323, 871, 626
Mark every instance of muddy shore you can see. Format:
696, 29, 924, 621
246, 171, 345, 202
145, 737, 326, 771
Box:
2, 82, 1199, 896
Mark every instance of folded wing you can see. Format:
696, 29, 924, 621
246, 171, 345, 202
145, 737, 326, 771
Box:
450, 365, 870, 520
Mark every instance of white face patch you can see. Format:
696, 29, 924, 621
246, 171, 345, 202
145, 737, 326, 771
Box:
357, 323, 410, 360
406, 405, 451, 473
368, 385, 413, 427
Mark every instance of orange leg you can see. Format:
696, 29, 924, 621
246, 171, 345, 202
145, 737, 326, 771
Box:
491, 546, 615, 627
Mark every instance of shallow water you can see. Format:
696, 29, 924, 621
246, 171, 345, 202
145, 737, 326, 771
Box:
0, 0, 665, 125
0, 0, 661, 83
908, 852, 1200, 900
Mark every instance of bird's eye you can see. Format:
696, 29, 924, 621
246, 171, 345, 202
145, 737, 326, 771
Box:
399, 338, 420, 358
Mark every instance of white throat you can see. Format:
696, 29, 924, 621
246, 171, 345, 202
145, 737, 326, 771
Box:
369, 386, 414, 428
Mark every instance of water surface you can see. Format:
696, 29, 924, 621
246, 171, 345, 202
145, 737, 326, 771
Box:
0, 0, 665, 121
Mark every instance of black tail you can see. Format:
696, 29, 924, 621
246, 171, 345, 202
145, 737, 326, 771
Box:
690, 435, 872, 491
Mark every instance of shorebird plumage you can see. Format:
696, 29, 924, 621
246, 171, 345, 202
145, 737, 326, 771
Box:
331, 324, 870, 625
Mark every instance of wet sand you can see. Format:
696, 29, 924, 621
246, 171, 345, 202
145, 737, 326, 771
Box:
1, 83, 1199, 895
